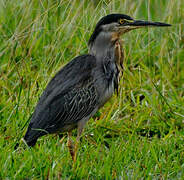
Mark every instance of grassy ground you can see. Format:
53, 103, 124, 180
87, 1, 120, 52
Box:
0, 0, 184, 179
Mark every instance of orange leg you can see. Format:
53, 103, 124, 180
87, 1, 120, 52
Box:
67, 120, 86, 162
67, 131, 75, 160
73, 121, 85, 162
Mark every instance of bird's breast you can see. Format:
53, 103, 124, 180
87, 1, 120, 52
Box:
97, 82, 114, 108
95, 61, 118, 107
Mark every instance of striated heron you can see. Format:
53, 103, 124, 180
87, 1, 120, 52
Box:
23, 14, 171, 160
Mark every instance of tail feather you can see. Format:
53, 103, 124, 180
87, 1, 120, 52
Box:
14, 136, 37, 150
23, 121, 41, 147
24, 129, 38, 147
24, 137, 38, 147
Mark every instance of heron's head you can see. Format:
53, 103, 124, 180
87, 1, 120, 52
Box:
88, 14, 171, 48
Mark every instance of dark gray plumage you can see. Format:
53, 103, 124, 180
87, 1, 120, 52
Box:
23, 14, 170, 158
24, 54, 119, 146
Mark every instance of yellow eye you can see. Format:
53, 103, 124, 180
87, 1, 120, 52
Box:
119, 19, 125, 24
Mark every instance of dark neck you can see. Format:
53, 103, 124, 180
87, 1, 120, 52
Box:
89, 32, 124, 73
88, 32, 116, 61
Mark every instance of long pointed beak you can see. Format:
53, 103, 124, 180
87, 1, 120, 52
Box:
118, 19, 171, 33
128, 20, 171, 27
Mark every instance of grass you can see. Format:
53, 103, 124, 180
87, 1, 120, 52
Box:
0, 0, 184, 179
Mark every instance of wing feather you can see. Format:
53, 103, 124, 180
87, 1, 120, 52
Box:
24, 54, 98, 142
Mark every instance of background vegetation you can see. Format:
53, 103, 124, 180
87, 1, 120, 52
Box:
0, 0, 184, 179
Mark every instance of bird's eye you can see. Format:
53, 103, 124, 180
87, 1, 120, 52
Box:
119, 19, 125, 24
